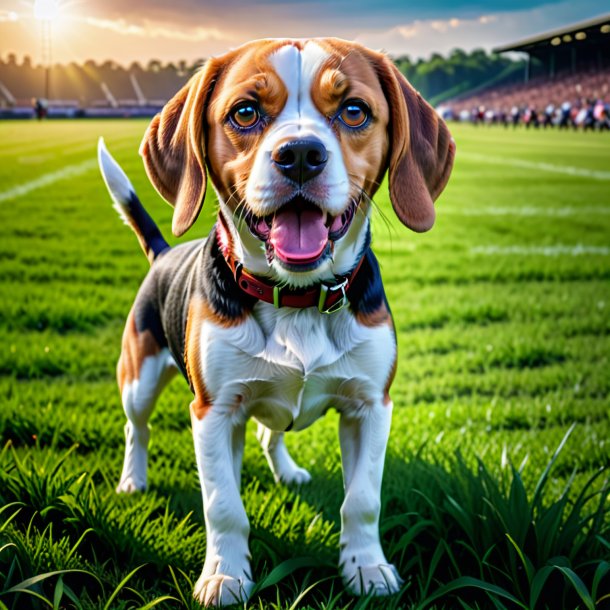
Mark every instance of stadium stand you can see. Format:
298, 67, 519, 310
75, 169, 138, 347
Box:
443, 14, 610, 129
0, 55, 194, 118
136, 64, 192, 106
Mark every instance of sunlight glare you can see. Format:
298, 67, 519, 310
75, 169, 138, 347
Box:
33, 0, 60, 22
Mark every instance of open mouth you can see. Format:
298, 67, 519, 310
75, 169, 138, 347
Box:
246, 197, 356, 271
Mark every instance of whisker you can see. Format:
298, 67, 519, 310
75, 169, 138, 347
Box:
223, 179, 251, 232
349, 179, 395, 241
347, 172, 384, 190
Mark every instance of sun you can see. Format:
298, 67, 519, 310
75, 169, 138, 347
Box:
33, 0, 61, 22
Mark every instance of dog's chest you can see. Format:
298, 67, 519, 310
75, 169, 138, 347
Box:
199, 303, 394, 431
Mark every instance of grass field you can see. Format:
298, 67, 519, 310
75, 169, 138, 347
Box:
0, 119, 609, 609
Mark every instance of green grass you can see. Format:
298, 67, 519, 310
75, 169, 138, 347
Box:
0, 120, 609, 609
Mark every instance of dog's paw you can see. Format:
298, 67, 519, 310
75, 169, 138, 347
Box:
342, 562, 403, 596
116, 476, 146, 493
193, 573, 254, 607
278, 464, 312, 485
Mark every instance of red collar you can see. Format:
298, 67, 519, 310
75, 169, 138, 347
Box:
216, 221, 364, 314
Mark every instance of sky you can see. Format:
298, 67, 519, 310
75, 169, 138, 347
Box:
0, 0, 608, 66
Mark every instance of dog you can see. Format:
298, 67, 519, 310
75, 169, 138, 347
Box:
98, 37, 454, 607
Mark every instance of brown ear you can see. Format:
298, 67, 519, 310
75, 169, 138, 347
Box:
140, 58, 221, 237
372, 53, 455, 232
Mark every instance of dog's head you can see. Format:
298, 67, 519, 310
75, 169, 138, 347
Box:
141, 38, 455, 287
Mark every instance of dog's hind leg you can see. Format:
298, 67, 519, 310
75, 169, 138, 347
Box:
116, 311, 177, 493
256, 423, 312, 485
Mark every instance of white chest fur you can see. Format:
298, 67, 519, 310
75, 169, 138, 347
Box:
197, 302, 395, 431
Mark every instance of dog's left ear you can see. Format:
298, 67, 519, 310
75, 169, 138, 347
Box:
140, 58, 222, 237
370, 52, 455, 232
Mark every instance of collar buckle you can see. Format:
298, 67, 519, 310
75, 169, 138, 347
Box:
273, 285, 281, 308
318, 277, 349, 314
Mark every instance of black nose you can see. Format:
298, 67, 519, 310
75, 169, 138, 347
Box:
272, 138, 328, 185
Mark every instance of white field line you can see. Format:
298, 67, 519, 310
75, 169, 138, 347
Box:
461, 135, 610, 150
471, 245, 610, 256
0, 159, 97, 203
459, 151, 610, 180
1, 137, 96, 158
444, 205, 610, 217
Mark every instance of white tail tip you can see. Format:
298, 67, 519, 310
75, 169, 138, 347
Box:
98, 137, 134, 207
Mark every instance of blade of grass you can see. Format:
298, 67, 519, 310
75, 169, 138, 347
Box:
531, 423, 576, 509
3, 588, 54, 608
168, 565, 189, 607
506, 534, 534, 584
53, 576, 64, 610
419, 576, 529, 610
555, 566, 595, 610
254, 556, 329, 593
529, 565, 554, 609
4, 569, 101, 593
102, 564, 146, 610
592, 561, 610, 601
61, 582, 83, 610
137, 596, 180, 609
287, 576, 335, 610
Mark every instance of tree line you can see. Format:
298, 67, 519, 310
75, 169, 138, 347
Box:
394, 49, 526, 105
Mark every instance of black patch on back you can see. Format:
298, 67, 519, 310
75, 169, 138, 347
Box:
132, 286, 168, 351
129, 226, 256, 383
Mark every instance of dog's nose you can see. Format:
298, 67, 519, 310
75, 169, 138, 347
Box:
272, 138, 328, 184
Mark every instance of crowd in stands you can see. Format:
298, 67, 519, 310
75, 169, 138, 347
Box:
442, 68, 610, 130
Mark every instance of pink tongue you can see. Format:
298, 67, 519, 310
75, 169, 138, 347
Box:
269, 204, 328, 264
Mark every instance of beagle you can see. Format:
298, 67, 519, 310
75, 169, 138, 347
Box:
98, 37, 454, 607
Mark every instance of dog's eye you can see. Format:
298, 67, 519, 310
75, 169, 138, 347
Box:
338, 100, 370, 129
231, 103, 260, 129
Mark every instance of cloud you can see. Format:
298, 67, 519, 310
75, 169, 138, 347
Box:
83, 17, 234, 43
355, 1, 605, 58
355, 14, 501, 56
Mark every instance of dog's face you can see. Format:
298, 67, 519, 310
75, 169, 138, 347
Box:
141, 38, 454, 286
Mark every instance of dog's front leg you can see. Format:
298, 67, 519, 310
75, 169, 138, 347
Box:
338, 401, 403, 596
191, 405, 254, 607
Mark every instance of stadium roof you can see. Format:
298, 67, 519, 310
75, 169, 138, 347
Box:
493, 13, 610, 53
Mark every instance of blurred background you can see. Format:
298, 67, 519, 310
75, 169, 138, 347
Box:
0, 0, 609, 126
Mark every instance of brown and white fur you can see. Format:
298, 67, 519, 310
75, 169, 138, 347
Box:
98, 37, 454, 607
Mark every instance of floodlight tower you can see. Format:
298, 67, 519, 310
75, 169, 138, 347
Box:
33, 0, 58, 100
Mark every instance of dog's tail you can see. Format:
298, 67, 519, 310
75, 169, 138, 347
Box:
98, 137, 170, 264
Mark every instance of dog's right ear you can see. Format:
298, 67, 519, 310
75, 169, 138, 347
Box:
140, 58, 222, 237
364, 49, 455, 233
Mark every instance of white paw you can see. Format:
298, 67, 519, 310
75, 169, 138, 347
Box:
116, 476, 146, 493
193, 573, 254, 607
278, 465, 312, 485
342, 562, 403, 596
